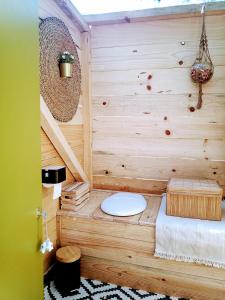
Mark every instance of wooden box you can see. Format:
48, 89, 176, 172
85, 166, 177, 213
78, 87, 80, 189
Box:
166, 178, 223, 221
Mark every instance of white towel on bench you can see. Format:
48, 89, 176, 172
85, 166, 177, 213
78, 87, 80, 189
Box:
155, 194, 225, 269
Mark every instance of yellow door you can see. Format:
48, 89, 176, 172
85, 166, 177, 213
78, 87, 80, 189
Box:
0, 0, 43, 299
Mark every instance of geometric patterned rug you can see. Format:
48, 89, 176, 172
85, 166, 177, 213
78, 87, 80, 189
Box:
44, 277, 189, 300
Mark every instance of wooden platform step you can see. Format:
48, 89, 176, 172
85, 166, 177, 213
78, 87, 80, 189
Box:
59, 190, 161, 226
60, 182, 90, 212
81, 256, 225, 300
57, 189, 225, 300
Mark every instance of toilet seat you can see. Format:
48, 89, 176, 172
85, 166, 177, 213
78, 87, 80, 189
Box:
101, 192, 147, 217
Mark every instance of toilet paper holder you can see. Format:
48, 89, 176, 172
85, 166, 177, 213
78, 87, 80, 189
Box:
42, 166, 66, 200
42, 165, 66, 185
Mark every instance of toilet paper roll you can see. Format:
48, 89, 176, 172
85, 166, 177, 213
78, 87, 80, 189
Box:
43, 182, 62, 200
53, 183, 62, 200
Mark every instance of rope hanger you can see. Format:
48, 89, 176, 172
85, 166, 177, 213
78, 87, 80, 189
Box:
190, 2, 214, 109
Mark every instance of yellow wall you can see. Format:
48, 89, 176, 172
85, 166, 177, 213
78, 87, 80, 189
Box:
0, 0, 43, 298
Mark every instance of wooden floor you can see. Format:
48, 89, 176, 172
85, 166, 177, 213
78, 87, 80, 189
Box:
57, 190, 225, 300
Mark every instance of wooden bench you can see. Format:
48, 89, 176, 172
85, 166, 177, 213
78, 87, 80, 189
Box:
57, 189, 225, 300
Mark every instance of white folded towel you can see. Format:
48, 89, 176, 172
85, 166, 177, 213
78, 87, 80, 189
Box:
155, 194, 225, 269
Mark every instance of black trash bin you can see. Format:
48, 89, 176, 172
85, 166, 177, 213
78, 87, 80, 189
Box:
54, 245, 81, 294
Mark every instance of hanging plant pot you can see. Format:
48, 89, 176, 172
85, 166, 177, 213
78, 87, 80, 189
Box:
190, 4, 214, 109
59, 62, 72, 78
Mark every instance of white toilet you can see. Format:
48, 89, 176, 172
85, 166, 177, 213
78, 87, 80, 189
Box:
101, 192, 147, 217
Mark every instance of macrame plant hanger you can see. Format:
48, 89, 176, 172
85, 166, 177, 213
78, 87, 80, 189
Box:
191, 3, 214, 109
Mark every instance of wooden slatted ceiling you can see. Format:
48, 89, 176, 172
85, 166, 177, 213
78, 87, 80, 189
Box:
91, 13, 225, 193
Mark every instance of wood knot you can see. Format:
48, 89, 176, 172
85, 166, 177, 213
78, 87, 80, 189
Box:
146, 85, 151, 91
165, 130, 171, 136
104, 170, 109, 175
178, 60, 183, 65
147, 74, 152, 80
164, 116, 167, 120
102, 101, 107, 106
172, 169, 176, 172
189, 106, 195, 112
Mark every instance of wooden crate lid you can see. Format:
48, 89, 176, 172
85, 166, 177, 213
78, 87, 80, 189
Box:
62, 182, 90, 196
167, 178, 223, 195
63, 182, 84, 192
56, 246, 81, 263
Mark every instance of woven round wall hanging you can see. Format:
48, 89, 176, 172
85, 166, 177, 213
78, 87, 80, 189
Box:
39, 17, 81, 122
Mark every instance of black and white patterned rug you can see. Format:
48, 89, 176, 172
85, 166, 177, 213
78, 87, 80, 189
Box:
44, 277, 189, 300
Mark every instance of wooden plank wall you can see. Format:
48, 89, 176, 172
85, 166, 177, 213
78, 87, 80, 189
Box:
39, 0, 85, 272
91, 14, 225, 194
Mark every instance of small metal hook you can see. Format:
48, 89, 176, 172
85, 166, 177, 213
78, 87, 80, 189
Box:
201, 3, 205, 14
36, 208, 47, 219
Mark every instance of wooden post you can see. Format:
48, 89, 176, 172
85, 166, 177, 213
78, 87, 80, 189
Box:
81, 31, 93, 188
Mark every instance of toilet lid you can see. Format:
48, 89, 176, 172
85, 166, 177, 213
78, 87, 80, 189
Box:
101, 192, 147, 217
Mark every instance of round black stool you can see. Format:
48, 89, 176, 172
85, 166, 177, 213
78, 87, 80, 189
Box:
54, 245, 81, 294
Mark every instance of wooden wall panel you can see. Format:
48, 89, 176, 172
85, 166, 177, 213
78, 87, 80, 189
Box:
92, 66, 225, 96
39, 0, 81, 48
91, 15, 225, 48
93, 95, 225, 120
41, 130, 75, 182
59, 124, 84, 167
93, 138, 225, 160
91, 40, 225, 71
39, 0, 87, 271
41, 129, 75, 271
93, 154, 225, 184
91, 14, 225, 193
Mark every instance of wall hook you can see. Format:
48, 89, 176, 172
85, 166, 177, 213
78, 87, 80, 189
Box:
36, 208, 47, 219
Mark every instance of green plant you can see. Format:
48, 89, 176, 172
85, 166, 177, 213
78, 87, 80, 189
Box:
59, 51, 74, 63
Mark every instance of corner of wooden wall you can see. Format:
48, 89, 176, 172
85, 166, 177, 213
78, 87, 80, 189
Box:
81, 30, 93, 189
